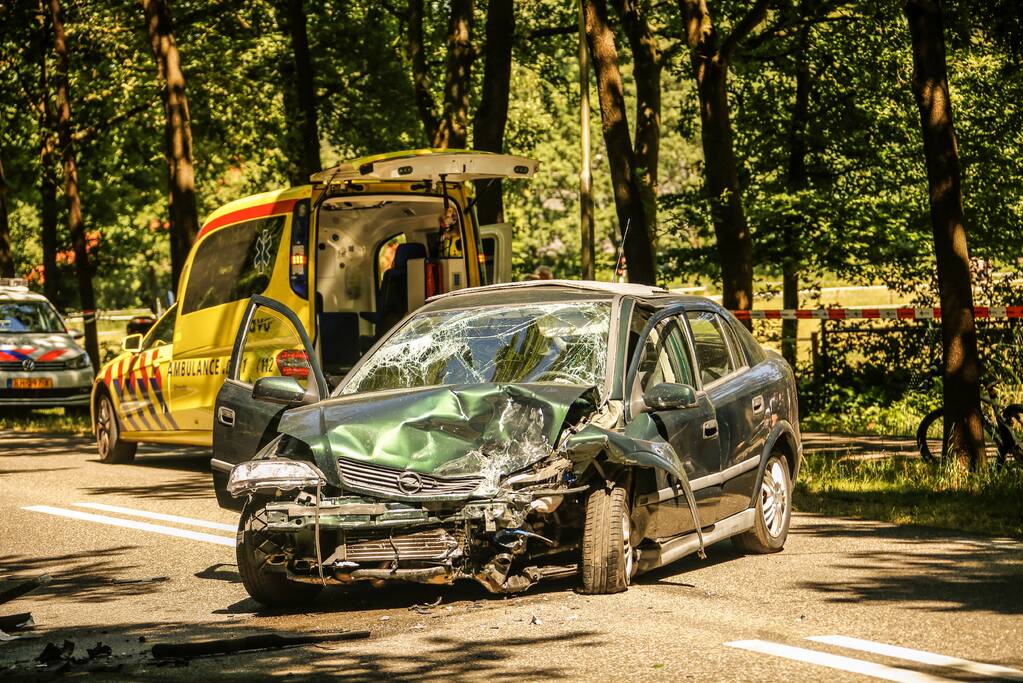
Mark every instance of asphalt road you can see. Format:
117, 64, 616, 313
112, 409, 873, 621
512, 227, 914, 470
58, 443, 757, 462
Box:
1, 430, 1022, 681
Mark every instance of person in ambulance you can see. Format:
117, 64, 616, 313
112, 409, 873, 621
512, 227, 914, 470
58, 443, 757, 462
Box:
91, 150, 536, 465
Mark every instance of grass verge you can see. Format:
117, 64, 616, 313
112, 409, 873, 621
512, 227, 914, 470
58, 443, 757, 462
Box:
0, 408, 92, 435
794, 452, 1023, 539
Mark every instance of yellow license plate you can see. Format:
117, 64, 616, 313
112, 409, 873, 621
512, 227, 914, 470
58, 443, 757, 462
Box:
12, 377, 53, 389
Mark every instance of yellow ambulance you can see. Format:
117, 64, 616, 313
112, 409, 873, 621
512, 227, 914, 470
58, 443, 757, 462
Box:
91, 150, 536, 464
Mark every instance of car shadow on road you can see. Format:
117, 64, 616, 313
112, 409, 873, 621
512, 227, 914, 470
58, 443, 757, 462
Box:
0, 432, 94, 457
790, 515, 1023, 615
213, 574, 581, 618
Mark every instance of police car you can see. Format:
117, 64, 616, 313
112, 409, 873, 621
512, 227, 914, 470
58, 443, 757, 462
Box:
0, 278, 94, 410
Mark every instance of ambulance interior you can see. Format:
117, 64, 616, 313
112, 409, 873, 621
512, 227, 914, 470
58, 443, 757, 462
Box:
314, 193, 471, 383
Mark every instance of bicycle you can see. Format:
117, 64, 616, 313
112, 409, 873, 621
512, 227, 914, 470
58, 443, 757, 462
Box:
915, 365, 1023, 464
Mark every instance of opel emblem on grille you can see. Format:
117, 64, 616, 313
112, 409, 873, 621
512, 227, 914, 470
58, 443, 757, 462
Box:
396, 471, 423, 495
22, 358, 35, 371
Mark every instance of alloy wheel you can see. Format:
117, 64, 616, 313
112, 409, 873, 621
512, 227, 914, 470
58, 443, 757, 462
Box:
760, 459, 788, 537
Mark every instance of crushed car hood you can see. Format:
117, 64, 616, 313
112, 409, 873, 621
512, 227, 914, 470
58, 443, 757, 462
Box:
278, 383, 598, 485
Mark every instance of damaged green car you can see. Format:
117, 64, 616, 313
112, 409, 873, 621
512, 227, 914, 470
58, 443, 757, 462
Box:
211, 281, 801, 606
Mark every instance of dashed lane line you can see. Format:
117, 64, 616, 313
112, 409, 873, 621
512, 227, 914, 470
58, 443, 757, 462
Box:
73, 502, 237, 532
725, 640, 952, 682
23, 505, 235, 546
807, 635, 1023, 681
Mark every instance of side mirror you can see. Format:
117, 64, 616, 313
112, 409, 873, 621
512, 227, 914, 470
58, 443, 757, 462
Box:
121, 334, 143, 353
69, 329, 85, 340
643, 382, 697, 412
252, 376, 308, 406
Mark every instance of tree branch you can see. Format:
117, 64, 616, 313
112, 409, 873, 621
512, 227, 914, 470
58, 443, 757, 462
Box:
720, 0, 770, 62
72, 102, 151, 144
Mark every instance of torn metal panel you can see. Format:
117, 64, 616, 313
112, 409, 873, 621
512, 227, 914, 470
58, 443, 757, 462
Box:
561, 419, 705, 556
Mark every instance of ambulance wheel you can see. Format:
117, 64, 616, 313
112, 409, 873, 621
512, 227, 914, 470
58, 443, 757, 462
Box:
96, 393, 137, 464
237, 501, 323, 608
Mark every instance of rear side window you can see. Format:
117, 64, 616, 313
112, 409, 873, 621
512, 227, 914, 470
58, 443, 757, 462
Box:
686, 311, 738, 385
182, 216, 286, 314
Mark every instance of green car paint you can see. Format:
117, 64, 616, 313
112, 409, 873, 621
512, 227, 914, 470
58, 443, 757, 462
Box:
277, 383, 599, 486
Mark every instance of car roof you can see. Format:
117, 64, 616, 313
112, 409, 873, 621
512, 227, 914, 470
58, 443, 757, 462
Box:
0, 287, 49, 304
424, 279, 720, 311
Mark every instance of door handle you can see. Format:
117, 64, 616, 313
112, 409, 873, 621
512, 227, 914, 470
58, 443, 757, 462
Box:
218, 406, 235, 427
752, 395, 765, 413
702, 419, 718, 439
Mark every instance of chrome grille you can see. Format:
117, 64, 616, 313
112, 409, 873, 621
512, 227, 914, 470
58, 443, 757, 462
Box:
336, 458, 482, 498
0, 360, 68, 371
343, 528, 461, 562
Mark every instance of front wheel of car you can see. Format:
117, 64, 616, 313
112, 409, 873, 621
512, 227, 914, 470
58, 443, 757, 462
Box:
733, 454, 792, 554
580, 484, 633, 594
95, 393, 137, 464
236, 501, 323, 608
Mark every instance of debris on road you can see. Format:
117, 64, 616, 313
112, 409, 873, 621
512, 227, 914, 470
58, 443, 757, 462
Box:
0, 574, 52, 605
109, 576, 170, 585
86, 642, 112, 659
35, 639, 74, 664
0, 612, 34, 632
150, 630, 371, 660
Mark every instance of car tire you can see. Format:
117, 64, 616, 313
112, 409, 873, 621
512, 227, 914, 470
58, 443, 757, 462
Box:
580, 484, 633, 595
95, 393, 137, 464
733, 454, 792, 554
236, 501, 322, 608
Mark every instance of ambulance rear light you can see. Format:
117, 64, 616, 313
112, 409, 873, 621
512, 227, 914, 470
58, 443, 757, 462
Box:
290, 200, 310, 299
276, 349, 310, 379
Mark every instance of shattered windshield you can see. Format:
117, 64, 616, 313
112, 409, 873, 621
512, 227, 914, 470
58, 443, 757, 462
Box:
341, 302, 611, 394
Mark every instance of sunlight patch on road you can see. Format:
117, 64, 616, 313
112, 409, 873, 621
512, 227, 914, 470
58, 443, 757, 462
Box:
23, 505, 235, 546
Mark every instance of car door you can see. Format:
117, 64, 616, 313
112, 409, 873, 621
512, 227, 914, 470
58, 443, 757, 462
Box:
628, 313, 723, 539
210, 295, 327, 508
684, 309, 758, 519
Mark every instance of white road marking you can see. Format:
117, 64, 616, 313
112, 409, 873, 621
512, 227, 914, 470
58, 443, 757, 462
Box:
73, 502, 236, 532
808, 635, 1023, 681
724, 640, 951, 682
24, 505, 235, 546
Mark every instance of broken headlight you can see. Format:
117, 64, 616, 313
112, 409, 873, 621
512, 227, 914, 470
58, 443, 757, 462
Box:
227, 459, 326, 497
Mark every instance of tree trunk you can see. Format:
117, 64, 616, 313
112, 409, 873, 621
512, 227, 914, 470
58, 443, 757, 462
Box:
680, 0, 767, 312
49, 0, 99, 369
694, 59, 752, 310
408, 0, 439, 145
473, 0, 514, 226
144, 0, 199, 294
578, 0, 595, 280
35, 1, 60, 304
0, 153, 12, 278
613, 0, 661, 242
277, 0, 321, 184
40, 160, 59, 304
434, 0, 474, 149
782, 26, 812, 370
904, 0, 985, 469
582, 0, 657, 285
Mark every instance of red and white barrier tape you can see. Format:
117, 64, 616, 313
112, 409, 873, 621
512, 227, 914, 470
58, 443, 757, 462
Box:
731, 306, 1023, 321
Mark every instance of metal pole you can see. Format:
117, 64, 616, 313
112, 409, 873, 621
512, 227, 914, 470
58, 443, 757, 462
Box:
578, 0, 595, 280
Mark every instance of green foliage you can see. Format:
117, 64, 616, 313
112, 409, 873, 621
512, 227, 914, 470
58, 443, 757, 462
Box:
795, 452, 1023, 538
